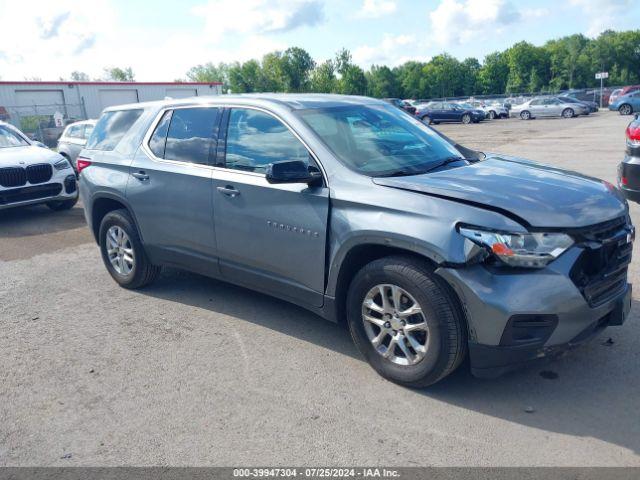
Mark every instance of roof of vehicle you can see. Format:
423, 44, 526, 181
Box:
103, 93, 385, 113
65, 119, 97, 127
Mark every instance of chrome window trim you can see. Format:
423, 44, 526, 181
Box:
140, 103, 328, 184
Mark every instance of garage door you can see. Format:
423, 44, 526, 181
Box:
165, 88, 197, 99
15, 90, 65, 108
98, 89, 139, 110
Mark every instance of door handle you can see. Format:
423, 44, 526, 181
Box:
132, 171, 149, 181
217, 185, 240, 197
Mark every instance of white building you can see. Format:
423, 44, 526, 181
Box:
0, 81, 223, 137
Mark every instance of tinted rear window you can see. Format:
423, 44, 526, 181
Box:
164, 107, 219, 164
86, 109, 143, 151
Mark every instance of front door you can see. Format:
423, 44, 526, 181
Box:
126, 106, 220, 273
212, 107, 329, 307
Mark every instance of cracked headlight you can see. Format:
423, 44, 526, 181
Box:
54, 158, 72, 170
459, 226, 574, 268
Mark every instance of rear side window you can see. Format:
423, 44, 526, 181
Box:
83, 125, 94, 139
225, 108, 309, 173
66, 125, 84, 138
163, 107, 219, 164
148, 110, 172, 158
86, 109, 143, 151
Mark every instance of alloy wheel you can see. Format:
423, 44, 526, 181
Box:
462, 114, 471, 124
361, 284, 429, 366
620, 105, 632, 115
106, 226, 135, 276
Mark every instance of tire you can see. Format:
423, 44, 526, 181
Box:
421, 115, 433, 125
461, 114, 471, 124
488, 110, 496, 120
346, 256, 467, 388
46, 197, 78, 211
562, 108, 575, 118
520, 110, 531, 120
99, 209, 161, 289
619, 104, 633, 115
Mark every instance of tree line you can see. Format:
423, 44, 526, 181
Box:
182, 30, 640, 99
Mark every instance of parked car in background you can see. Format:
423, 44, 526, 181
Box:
557, 95, 598, 113
383, 98, 416, 115
0, 121, 78, 211
511, 97, 588, 119
618, 114, 640, 202
57, 119, 97, 170
611, 85, 640, 106
416, 102, 485, 124
80, 94, 633, 387
608, 88, 624, 106
467, 101, 509, 119
609, 91, 640, 115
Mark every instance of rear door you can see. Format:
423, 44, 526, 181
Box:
126, 106, 220, 273
211, 107, 329, 307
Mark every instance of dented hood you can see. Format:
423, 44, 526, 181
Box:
373, 155, 627, 228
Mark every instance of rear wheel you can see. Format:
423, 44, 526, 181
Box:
562, 108, 575, 118
461, 114, 472, 124
99, 209, 161, 289
46, 197, 78, 211
619, 104, 633, 115
347, 256, 466, 388
520, 110, 531, 120
488, 110, 496, 120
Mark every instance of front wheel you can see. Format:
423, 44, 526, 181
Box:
488, 110, 496, 120
346, 256, 466, 388
520, 110, 531, 120
461, 114, 471, 124
562, 108, 575, 118
46, 197, 78, 211
421, 115, 433, 125
619, 104, 633, 115
99, 209, 161, 289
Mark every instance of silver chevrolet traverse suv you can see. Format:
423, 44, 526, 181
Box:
79, 95, 633, 387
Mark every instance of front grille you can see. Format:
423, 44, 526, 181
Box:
569, 217, 633, 307
26, 164, 53, 184
0, 167, 27, 187
0, 183, 62, 205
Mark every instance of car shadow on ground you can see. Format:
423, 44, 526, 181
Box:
142, 268, 640, 455
0, 204, 86, 238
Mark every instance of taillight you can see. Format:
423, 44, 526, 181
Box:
76, 157, 92, 174
627, 123, 640, 145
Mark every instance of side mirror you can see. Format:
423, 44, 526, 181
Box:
265, 160, 322, 185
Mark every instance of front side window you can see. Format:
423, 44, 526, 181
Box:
0, 125, 29, 148
225, 108, 309, 173
67, 125, 83, 138
83, 125, 94, 139
86, 109, 143, 151
164, 107, 218, 164
298, 104, 463, 177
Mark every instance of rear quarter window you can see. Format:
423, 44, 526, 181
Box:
86, 109, 144, 151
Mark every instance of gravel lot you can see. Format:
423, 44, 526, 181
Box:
1, 112, 639, 467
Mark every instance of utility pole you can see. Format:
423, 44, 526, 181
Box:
595, 71, 609, 109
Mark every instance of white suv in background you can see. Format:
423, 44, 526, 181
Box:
0, 121, 78, 211
57, 119, 96, 171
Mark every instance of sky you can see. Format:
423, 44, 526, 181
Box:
0, 0, 639, 82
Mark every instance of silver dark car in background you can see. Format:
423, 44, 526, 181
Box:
79, 94, 633, 387
511, 97, 589, 119
57, 119, 96, 170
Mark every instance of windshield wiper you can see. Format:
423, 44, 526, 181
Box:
422, 156, 470, 174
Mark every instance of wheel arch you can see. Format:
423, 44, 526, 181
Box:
90, 193, 142, 245
327, 237, 449, 325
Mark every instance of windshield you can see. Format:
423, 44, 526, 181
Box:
0, 125, 29, 148
297, 104, 464, 177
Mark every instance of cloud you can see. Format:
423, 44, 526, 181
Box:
569, 0, 632, 36
356, 0, 397, 18
193, 0, 324, 39
38, 11, 71, 39
429, 0, 520, 45
354, 34, 429, 67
